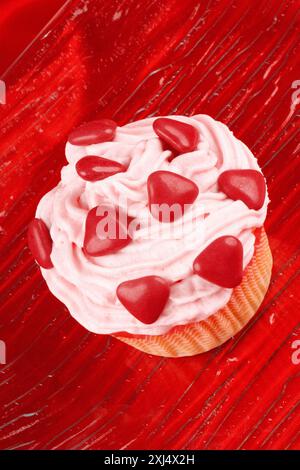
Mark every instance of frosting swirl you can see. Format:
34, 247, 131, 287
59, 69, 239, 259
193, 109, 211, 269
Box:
36, 114, 268, 335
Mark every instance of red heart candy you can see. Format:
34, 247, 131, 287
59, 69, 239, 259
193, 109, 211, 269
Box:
153, 118, 199, 153
147, 170, 199, 222
27, 218, 53, 269
83, 205, 132, 256
193, 236, 243, 288
218, 169, 266, 210
76, 156, 125, 182
117, 276, 170, 324
68, 119, 117, 146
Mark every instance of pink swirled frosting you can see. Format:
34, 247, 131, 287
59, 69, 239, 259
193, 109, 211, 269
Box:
36, 115, 268, 335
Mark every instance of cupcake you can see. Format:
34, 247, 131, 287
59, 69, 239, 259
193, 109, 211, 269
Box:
28, 115, 272, 357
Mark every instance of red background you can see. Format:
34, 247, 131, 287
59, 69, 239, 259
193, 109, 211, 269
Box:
0, 0, 299, 450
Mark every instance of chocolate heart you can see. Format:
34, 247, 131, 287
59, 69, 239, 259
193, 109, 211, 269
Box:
153, 118, 199, 153
193, 236, 243, 288
147, 170, 199, 222
27, 218, 53, 269
117, 276, 170, 324
76, 156, 125, 182
218, 169, 266, 210
69, 119, 117, 146
83, 205, 132, 256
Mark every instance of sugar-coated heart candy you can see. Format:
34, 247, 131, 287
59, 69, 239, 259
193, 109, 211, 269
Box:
153, 118, 199, 153
69, 119, 117, 146
193, 236, 243, 288
218, 169, 266, 210
117, 276, 170, 324
83, 205, 132, 256
147, 170, 199, 222
27, 218, 53, 269
76, 156, 125, 182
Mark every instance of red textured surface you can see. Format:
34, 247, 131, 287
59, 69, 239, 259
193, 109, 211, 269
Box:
0, 0, 299, 450
0, 0, 66, 75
